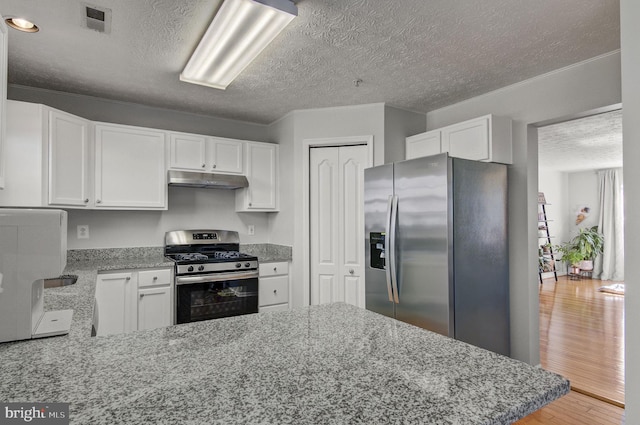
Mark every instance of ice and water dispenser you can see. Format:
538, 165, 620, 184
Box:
369, 232, 386, 270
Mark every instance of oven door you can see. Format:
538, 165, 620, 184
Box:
176, 270, 259, 324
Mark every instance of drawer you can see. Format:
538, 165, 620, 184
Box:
259, 261, 288, 277
259, 303, 289, 313
259, 275, 288, 306
138, 268, 172, 288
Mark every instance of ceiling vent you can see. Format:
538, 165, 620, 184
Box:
81, 3, 111, 34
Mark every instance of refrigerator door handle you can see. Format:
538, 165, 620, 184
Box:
389, 195, 400, 303
384, 195, 394, 302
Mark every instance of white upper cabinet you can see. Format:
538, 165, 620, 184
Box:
0, 101, 45, 207
169, 132, 206, 171
236, 142, 279, 212
406, 115, 512, 164
94, 123, 167, 209
0, 16, 7, 190
48, 110, 91, 207
406, 130, 441, 160
169, 132, 243, 174
209, 137, 243, 174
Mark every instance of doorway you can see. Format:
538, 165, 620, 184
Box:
302, 136, 373, 308
536, 108, 624, 406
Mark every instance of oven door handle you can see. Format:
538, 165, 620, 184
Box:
176, 270, 259, 285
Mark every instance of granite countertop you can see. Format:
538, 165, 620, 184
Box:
41, 249, 174, 340
0, 303, 568, 424
42, 244, 292, 340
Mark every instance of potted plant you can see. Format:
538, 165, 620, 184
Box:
571, 226, 604, 271
554, 242, 584, 277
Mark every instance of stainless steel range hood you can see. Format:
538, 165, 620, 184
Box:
168, 170, 248, 189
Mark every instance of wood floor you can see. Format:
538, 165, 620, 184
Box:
515, 276, 625, 424
515, 390, 625, 424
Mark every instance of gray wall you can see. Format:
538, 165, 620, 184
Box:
621, 0, 639, 420
426, 51, 621, 365
284, 103, 384, 306
9, 85, 271, 142
67, 187, 270, 249
567, 170, 600, 238
383, 105, 426, 163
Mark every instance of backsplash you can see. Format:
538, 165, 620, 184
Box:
67, 247, 164, 262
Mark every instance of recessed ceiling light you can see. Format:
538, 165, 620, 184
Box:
5, 17, 39, 33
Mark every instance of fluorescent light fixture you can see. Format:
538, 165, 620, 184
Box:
181, 0, 297, 90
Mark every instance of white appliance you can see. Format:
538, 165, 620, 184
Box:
0, 209, 73, 343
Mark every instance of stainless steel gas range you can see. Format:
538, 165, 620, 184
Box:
164, 230, 259, 324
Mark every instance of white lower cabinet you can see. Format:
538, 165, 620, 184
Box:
258, 261, 290, 312
138, 286, 172, 331
94, 272, 136, 336
94, 267, 173, 336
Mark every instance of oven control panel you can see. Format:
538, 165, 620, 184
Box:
193, 232, 218, 240
176, 260, 258, 275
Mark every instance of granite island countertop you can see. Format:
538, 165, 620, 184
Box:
0, 303, 568, 424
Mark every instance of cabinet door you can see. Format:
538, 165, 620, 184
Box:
258, 275, 289, 307
48, 110, 91, 207
0, 17, 7, 190
208, 137, 243, 174
442, 117, 490, 161
258, 261, 289, 277
237, 142, 278, 211
95, 123, 167, 209
0, 101, 46, 207
94, 272, 136, 336
406, 130, 441, 160
169, 132, 206, 171
138, 286, 171, 331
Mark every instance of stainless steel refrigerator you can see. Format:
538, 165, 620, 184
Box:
365, 153, 510, 356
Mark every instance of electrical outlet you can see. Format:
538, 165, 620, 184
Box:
247, 225, 255, 235
77, 225, 90, 239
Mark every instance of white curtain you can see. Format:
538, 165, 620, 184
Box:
594, 168, 624, 281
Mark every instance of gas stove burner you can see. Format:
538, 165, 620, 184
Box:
212, 251, 243, 259
174, 253, 209, 261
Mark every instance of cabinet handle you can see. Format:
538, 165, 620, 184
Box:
273, 289, 277, 294
212, 164, 217, 169
202, 164, 206, 168
249, 202, 252, 207
140, 293, 144, 298
84, 198, 89, 203
273, 267, 277, 272
125, 277, 131, 281
96, 199, 102, 204
153, 276, 158, 281
349, 269, 354, 275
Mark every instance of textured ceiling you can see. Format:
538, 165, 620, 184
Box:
538, 110, 622, 173
1, 0, 620, 124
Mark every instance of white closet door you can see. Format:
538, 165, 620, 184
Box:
310, 145, 368, 307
